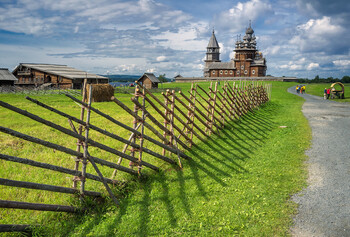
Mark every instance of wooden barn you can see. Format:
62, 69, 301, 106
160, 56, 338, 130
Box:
12, 63, 108, 89
0, 68, 18, 86
137, 73, 160, 89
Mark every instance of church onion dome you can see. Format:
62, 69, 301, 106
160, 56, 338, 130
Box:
246, 26, 254, 34
207, 30, 220, 48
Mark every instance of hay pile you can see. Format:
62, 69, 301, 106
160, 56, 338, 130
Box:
86, 84, 114, 102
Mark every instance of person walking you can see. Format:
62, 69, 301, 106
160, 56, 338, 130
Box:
326, 88, 331, 99
301, 85, 306, 94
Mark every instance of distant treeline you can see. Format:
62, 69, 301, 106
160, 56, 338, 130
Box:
101, 75, 141, 82
298, 75, 350, 83
101, 74, 171, 82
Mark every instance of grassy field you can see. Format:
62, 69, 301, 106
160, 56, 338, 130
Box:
301, 83, 350, 102
0, 81, 310, 236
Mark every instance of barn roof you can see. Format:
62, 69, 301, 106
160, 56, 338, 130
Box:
13, 63, 108, 80
138, 73, 160, 83
0, 68, 18, 81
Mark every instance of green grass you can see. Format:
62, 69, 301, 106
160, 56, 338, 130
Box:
300, 83, 350, 102
0, 81, 310, 236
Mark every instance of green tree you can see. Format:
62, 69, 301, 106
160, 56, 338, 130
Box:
158, 74, 168, 83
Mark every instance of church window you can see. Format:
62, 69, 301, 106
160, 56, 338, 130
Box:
241, 65, 244, 70
220, 70, 223, 74
244, 70, 248, 75
225, 70, 228, 74
230, 70, 233, 75
212, 71, 215, 75
237, 71, 240, 75
252, 70, 255, 75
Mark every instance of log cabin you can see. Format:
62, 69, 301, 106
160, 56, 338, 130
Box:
137, 73, 160, 89
12, 63, 108, 89
0, 68, 18, 86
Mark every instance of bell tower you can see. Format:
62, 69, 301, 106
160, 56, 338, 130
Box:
204, 29, 221, 77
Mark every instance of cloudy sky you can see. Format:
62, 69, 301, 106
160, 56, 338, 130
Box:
0, 0, 349, 78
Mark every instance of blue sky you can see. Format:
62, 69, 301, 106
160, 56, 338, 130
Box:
0, 0, 349, 78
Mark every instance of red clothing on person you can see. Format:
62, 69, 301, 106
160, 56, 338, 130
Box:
327, 89, 330, 94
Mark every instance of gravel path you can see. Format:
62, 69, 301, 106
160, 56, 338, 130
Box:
288, 87, 350, 237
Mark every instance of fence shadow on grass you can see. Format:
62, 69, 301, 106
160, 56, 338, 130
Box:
57, 101, 278, 236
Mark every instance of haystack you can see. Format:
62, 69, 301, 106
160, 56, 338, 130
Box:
85, 84, 114, 102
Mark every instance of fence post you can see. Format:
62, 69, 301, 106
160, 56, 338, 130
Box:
130, 86, 141, 169
162, 90, 170, 156
73, 78, 87, 189
187, 83, 196, 147
80, 84, 92, 196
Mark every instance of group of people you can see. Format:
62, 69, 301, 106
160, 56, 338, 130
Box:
324, 88, 332, 99
296, 85, 306, 94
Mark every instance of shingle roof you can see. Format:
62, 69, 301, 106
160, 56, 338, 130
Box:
207, 30, 220, 48
138, 73, 160, 83
0, 68, 18, 81
208, 61, 236, 70
14, 63, 108, 80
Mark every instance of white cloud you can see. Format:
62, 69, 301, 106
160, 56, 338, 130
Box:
214, 0, 273, 33
307, 62, 320, 70
333, 60, 350, 67
156, 56, 167, 62
151, 23, 208, 51
289, 16, 344, 53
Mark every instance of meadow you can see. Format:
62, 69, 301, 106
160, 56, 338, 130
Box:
0, 81, 310, 236
302, 83, 350, 102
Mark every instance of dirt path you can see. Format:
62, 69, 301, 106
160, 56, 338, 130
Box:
288, 87, 350, 236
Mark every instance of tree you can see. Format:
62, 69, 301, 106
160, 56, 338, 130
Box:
158, 74, 168, 83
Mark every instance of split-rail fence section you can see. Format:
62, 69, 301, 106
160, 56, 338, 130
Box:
0, 80, 271, 233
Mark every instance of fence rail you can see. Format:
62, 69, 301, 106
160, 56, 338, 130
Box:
0, 80, 271, 233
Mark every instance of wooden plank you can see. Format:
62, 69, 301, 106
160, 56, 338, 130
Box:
0, 178, 101, 197
0, 153, 118, 185
0, 200, 82, 213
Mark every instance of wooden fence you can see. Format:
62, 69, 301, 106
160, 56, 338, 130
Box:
0, 80, 271, 233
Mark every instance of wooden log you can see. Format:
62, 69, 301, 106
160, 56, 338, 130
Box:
208, 87, 231, 124
161, 93, 207, 140
86, 152, 119, 206
138, 88, 146, 174
162, 90, 170, 156
0, 101, 159, 172
222, 86, 240, 120
81, 84, 92, 195
178, 91, 218, 133
130, 97, 190, 151
26, 97, 175, 165
197, 85, 227, 125
0, 153, 117, 185
0, 178, 101, 197
136, 82, 195, 143
112, 123, 142, 179
141, 93, 194, 145
65, 94, 191, 160
0, 224, 35, 233
110, 96, 172, 146
216, 90, 234, 119
0, 200, 82, 213
191, 89, 225, 128
73, 78, 87, 188
0, 126, 139, 176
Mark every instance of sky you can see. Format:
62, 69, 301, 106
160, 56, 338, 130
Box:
0, 0, 349, 78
